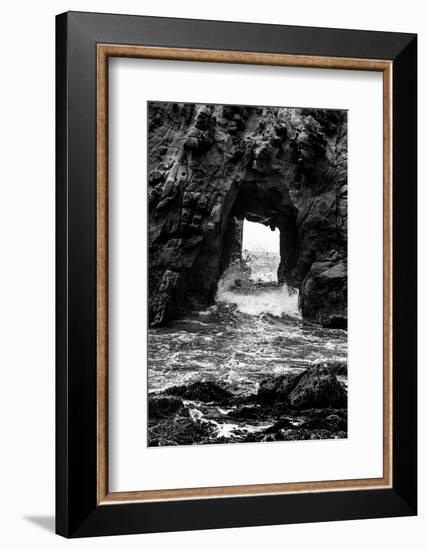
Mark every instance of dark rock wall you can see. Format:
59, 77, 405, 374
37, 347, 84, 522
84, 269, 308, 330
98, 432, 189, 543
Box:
148, 102, 347, 327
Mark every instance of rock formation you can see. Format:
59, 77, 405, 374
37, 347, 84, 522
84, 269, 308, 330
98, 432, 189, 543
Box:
258, 366, 347, 409
148, 364, 347, 446
148, 102, 347, 328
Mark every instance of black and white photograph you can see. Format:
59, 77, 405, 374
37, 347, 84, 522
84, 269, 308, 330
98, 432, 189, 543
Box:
0, 0, 421, 545
147, 101, 348, 446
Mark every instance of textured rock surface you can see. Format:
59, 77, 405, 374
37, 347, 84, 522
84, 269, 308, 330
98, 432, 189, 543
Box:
287, 367, 347, 409
258, 366, 347, 409
148, 365, 347, 446
148, 396, 189, 419
160, 380, 232, 402
148, 102, 347, 327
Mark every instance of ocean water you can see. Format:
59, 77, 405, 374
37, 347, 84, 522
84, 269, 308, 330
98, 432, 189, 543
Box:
148, 251, 347, 397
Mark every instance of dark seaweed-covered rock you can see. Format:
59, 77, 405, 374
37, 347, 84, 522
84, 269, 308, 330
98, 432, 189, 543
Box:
162, 380, 233, 402
258, 407, 347, 441
226, 405, 264, 420
263, 418, 294, 433
148, 417, 215, 446
148, 396, 189, 419
302, 407, 347, 419
279, 428, 345, 441
299, 413, 347, 432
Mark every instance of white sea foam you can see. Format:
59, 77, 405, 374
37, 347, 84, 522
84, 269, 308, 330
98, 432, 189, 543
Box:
242, 248, 280, 283
216, 267, 300, 319
215, 253, 301, 319
217, 284, 301, 318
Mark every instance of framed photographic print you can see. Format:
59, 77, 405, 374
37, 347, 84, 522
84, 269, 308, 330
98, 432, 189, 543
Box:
56, 11, 417, 537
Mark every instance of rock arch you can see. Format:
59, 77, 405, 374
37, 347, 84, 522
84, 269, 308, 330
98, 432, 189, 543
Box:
148, 102, 347, 328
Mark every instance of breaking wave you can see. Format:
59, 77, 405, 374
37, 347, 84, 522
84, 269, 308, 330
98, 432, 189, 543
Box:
216, 283, 300, 319
215, 254, 300, 319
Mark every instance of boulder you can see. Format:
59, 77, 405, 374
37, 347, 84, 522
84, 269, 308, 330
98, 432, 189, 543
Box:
258, 372, 303, 401
257, 366, 347, 409
163, 380, 233, 402
299, 261, 347, 328
288, 367, 347, 409
148, 396, 188, 419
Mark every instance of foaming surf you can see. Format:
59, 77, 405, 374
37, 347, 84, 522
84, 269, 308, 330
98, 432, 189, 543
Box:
148, 250, 347, 443
216, 254, 300, 319
217, 280, 300, 319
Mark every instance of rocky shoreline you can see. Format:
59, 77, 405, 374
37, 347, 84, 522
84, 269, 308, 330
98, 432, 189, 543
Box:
148, 362, 347, 446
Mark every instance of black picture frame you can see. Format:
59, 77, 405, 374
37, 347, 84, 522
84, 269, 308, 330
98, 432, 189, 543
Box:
56, 10, 417, 538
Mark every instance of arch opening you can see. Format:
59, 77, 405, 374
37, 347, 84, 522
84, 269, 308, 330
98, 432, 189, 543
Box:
242, 220, 280, 283
218, 181, 300, 292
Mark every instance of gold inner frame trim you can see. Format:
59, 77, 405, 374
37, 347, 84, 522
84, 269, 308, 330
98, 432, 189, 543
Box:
96, 44, 393, 505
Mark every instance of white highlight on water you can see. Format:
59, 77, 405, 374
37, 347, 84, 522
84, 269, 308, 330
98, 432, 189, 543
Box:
217, 283, 301, 318
216, 252, 301, 319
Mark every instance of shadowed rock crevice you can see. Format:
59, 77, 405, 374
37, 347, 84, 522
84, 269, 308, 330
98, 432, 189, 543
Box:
148, 102, 347, 328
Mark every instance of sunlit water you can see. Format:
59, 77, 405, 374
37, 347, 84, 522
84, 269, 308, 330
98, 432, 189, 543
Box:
148, 252, 347, 396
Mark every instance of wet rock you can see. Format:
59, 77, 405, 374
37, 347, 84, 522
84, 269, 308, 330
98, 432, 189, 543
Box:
322, 360, 348, 376
263, 418, 294, 433
299, 413, 346, 432
258, 372, 302, 401
288, 367, 347, 409
257, 366, 347, 409
148, 396, 189, 419
226, 405, 263, 420
299, 257, 347, 328
162, 380, 233, 402
149, 169, 165, 184
148, 370, 348, 446
150, 269, 182, 328
301, 407, 347, 420
148, 417, 214, 446
323, 314, 347, 329
280, 428, 340, 441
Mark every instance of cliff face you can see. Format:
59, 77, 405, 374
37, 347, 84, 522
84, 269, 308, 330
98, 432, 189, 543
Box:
148, 102, 347, 328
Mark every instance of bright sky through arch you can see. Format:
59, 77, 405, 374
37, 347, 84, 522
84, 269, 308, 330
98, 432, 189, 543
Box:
242, 219, 280, 253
